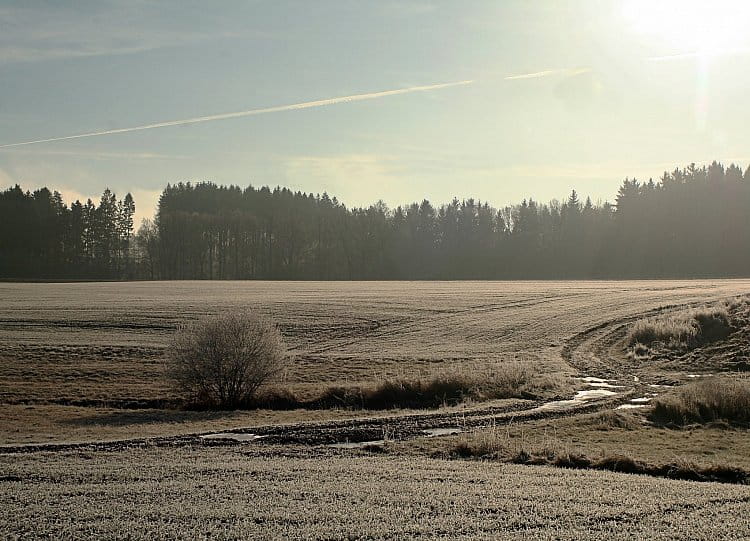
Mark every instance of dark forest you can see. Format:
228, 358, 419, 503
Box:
2, 161, 749, 280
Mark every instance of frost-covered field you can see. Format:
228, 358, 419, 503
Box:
3, 279, 749, 401
2, 446, 750, 540
2, 280, 750, 539
2, 280, 750, 444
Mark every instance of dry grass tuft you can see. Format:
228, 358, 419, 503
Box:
649, 377, 750, 426
446, 423, 569, 463
627, 305, 732, 349
589, 410, 641, 430
248, 363, 570, 411
450, 425, 510, 459
314, 364, 569, 410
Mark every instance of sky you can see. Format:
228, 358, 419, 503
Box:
2, 0, 750, 225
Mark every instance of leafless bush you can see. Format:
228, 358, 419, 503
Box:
168, 312, 287, 409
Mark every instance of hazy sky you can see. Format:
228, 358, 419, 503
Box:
2, 0, 749, 224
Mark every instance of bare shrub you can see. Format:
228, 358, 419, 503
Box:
627, 305, 731, 349
649, 377, 750, 426
168, 312, 287, 409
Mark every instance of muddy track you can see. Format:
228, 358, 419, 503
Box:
0, 390, 633, 454
561, 299, 719, 378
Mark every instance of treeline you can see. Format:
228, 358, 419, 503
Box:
2, 161, 750, 280
0, 186, 135, 279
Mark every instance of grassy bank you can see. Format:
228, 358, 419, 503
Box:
254, 363, 570, 411
649, 377, 750, 426
627, 305, 733, 350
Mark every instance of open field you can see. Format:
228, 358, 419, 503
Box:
2, 280, 750, 444
2, 445, 750, 540
3, 280, 750, 538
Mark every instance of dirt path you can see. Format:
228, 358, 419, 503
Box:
0, 389, 634, 454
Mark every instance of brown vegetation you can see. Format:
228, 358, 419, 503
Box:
252, 363, 568, 411
316, 364, 566, 409
649, 377, 750, 426
445, 421, 748, 484
627, 305, 732, 349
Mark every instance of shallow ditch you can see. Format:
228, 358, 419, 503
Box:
193, 376, 632, 449
0, 375, 633, 454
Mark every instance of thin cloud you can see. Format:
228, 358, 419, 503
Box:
0, 4, 239, 64
504, 67, 590, 80
0, 80, 473, 148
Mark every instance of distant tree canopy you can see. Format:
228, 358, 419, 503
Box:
2, 161, 750, 280
0, 186, 135, 279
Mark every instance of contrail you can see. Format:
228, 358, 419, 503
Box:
647, 52, 701, 62
0, 80, 473, 148
504, 67, 590, 80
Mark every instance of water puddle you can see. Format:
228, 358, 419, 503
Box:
586, 382, 625, 388
200, 433, 264, 442
579, 377, 612, 383
535, 389, 617, 412
329, 439, 386, 449
422, 427, 462, 437
615, 396, 652, 410
578, 376, 624, 389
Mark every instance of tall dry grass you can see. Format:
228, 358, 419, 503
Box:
314, 363, 569, 410
649, 377, 750, 426
627, 305, 731, 349
446, 419, 748, 484
254, 363, 571, 411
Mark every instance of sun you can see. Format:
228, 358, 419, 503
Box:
622, 0, 750, 56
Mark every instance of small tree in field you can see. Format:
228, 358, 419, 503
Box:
168, 312, 287, 408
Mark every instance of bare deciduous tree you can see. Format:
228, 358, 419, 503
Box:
168, 312, 287, 408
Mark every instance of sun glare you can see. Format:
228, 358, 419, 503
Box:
622, 0, 750, 55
